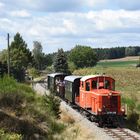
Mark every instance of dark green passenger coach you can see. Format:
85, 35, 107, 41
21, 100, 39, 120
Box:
47, 73, 68, 94
64, 76, 82, 103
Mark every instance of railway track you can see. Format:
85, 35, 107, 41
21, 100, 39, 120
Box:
104, 128, 140, 140
38, 82, 140, 140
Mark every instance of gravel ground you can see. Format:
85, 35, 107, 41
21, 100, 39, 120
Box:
60, 101, 113, 140
33, 83, 140, 140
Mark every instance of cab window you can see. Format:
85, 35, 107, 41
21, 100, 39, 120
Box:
112, 81, 115, 90
82, 82, 84, 88
86, 82, 90, 91
105, 80, 110, 89
92, 80, 97, 89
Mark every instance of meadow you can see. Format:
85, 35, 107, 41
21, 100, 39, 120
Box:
97, 60, 138, 67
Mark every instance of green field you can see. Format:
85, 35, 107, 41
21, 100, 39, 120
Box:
97, 60, 138, 67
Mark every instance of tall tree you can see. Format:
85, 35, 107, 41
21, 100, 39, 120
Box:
69, 45, 97, 68
32, 41, 44, 70
0, 49, 8, 63
0, 61, 7, 77
10, 33, 33, 81
53, 48, 69, 73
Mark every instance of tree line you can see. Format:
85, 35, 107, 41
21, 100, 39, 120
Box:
0, 32, 140, 81
46, 45, 140, 66
94, 46, 140, 60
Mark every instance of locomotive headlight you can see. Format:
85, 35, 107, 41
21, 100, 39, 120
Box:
108, 92, 112, 96
121, 108, 125, 112
98, 108, 102, 112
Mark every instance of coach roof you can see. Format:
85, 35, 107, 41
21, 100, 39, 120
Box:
64, 75, 82, 82
80, 75, 114, 82
48, 73, 67, 78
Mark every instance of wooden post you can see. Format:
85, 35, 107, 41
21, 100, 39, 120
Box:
7, 33, 10, 76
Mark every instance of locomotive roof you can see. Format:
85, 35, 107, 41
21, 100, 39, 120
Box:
47, 73, 67, 78
80, 75, 114, 81
64, 75, 82, 82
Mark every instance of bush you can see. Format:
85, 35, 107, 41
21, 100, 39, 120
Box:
0, 75, 35, 110
49, 120, 65, 134
45, 66, 53, 74
121, 97, 136, 112
27, 68, 40, 78
43, 94, 61, 119
69, 45, 97, 68
127, 112, 139, 131
68, 61, 77, 73
137, 104, 140, 112
122, 97, 140, 131
0, 129, 22, 140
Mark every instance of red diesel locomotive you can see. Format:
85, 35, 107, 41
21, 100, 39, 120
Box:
47, 73, 126, 127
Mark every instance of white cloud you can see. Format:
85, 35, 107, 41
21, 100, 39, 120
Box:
0, 2, 5, 8
84, 0, 108, 8
10, 10, 31, 18
63, 19, 77, 34
0, 9, 140, 53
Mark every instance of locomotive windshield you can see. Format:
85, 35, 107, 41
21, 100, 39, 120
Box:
91, 77, 115, 90
86, 82, 90, 91
92, 80, 97, 89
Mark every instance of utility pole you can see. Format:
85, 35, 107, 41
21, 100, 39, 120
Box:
7, 33, 10, 76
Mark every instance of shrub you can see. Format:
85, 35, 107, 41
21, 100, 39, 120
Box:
27, 68, 40, 78
49, 120, 65, 134
127, 112, 139, 131
43, 94, 61, 119
0, 129, 22, 140
68, 61, 77, 73
122, 97, 136, 113
0, 75, 35, 110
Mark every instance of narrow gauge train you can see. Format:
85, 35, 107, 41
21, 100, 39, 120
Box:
47, 73, 126, 127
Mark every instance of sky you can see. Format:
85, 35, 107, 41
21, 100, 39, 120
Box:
0, 0, 140, 53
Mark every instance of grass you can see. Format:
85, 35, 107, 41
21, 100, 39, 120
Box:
0, 129, 22, 140
97, 60, 138, 67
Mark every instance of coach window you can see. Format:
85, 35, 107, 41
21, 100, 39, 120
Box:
70, 82, 72, 92
86, 82, 90, 91
92, 80, 97, 89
